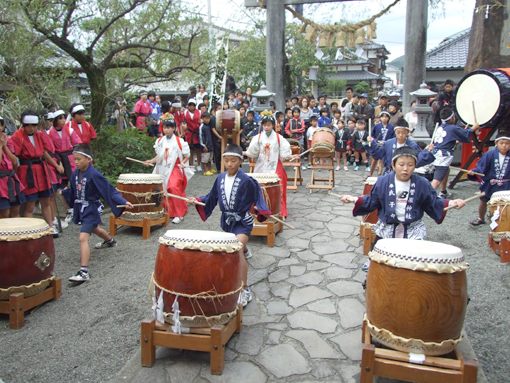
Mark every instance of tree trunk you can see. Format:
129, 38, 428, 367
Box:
85, 68, 108, 130
465, 0, 510, 72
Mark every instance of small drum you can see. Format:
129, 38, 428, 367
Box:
153, 230, 243, 327
247, 173, 282, 215
487, 191, 510, 241
287, 138, 301, 156
216, 109, 241, 133
365, 238, 469, 356
455, 68, 510, 128
0, 218, 56, 300
362, 177, 379, 225
117, 173, 164, 221
311, 128, 336, 152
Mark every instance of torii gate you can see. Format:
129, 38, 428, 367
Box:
245, 0, 427, 115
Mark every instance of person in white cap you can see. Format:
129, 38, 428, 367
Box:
64, 103, 97, 144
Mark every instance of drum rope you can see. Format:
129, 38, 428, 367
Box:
0, 275, 55, 299
117, 189, 164, 202
259, 186, 277, 212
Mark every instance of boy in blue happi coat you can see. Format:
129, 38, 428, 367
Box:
188, 144, 271, 306
468, 130, 510, 226
340, 146, 466, 271
62, 144, 133, 282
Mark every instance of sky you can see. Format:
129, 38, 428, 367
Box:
187, 0, 477, 62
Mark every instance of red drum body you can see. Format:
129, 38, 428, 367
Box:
287, 138, 301, 155
455, 68, 510, 129
216, 110, 241, 133
247, 173, 281, 215
154, 230, 243, 327
117, 173, 164, 220
311, 128, 336, 152
0, 218, 56, 299
365, 239, 469, 356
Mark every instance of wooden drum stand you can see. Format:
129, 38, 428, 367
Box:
360, 321, 478, 383
488, 234, 510, 263
110, 213, 169, 240
251, 218, 283, 247
141, 305, 243, 375
308, 149, 335, 193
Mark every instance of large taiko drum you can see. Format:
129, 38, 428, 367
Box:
116, 173, 164, 221
247, 173, 281, 215
311, 128, 335, 152
363, 177, 379, 224
0, 218, 56, 300
487, 191, 510, 242
152, 230, 243, 327
216, 109, 241, 133
455, 68, 510, 128
287, 138, 301, 156
365, 238, 469, 356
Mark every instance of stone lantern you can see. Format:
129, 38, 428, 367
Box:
409, 83, 437, 140
252, 85, 276, 113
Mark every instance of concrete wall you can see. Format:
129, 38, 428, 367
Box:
425, 69, 465, 85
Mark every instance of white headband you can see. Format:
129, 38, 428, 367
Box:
188, 99, 197, 105
47, 112, 54, 119
53, 110, 65, 118
394, 126, 410, 131
73, 150, 92, 159
222, 152, 243, 158
71, 105, 85, 114
392, 153, 418, 162
495, 136, 510, 142
172, 102, 181, 108
22, 115, 39, 124
441, 111, 455, 123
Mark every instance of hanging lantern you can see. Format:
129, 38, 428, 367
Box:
371, 22, 377, 39
305, 25, 318, 44
366, 24, 373, 42
335, 30, 346, 47
355, 28, 365, 45
318, 32, 328, 48
299, 23, 307, 35
348, 32, 355, 48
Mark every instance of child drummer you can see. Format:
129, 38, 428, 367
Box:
339, 146, 466, 271
187, 144, 272, 306
468, 130, 510, 226
62, 144, 133, 282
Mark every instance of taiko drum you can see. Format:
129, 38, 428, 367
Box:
247, 173, 281, 215
216, 109, 241, 133
0, 218, 56, 299
487, 191, 510, 233
311, 128, 335, 152
365, 238, 469, 356
154, 230, 243, 327
287, 138, 301, 156
116, 173, 164, 220
363, 177, 379, 224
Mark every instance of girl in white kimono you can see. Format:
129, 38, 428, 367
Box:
144, 115, 194, 224
246, 112, 295, 218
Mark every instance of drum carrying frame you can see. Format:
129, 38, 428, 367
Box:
109, 212, 169, 240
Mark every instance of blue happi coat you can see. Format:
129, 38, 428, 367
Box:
366, 138, 435, 175
353, 172, 448, 238
196, 169, 272, 236
468, 148, 510, 200
432, 123, 473, 160
371, 122, 395, 142
62, 164, 127, 225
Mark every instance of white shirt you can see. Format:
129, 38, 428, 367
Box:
395, 178, 411, 222
77, 123, 83, 133
396, 142, 406, 149
28, 135, 36, 147
499, 152, 506, 166
224, 174, 236, 204
307, 126, 318, 141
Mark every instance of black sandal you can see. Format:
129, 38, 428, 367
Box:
470, 218, 486, 226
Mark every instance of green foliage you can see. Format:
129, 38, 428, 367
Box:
322, 79, 348, 98
90, 127, 156, 185
355, 81, 372, 95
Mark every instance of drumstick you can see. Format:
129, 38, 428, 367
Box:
253, 207, 295, 229
330, 193, 357, 203
165, 192, 206, 206
472, 101, 478, 124
449, 166, 485, 177
430, 122, 439, 143
289, 147, 313, 162
444, 192, 485, 211
368, 119, 372, 137
126, 156, 154, 166
116, 203, 156, 208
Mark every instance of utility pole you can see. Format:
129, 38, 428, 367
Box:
266, 0, 286, 112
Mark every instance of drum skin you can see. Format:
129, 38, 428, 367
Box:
216, 109, 240, 133
366, 261, 468, 345
154, 245, 242, 319
249, 180, 281, 215
311, 128, 335, 148
116, 181, 163, 214
0, 235, 55, 289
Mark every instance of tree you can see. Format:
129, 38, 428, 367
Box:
7, 0, 209, 128
355, 81, 372, 95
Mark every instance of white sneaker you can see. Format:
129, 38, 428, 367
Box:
53, 219, 68, 230
196, 165, 203, 172
238, 287, 253, 307
301, 165, 307, 171
64, 210, 74, 223
69, 270, 90, 282
172, 217, 183, 224
51, 226, 59, 238
244, 248, 252, 259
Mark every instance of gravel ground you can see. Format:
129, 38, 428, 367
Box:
0, 164, 509, 383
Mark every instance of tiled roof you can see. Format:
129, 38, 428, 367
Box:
329, 56, 371, 65
426, 28, 470, 70
327, 70, 390, 81
362, 41, 389, 53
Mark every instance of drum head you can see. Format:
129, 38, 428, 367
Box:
247, 173, 281, 184
118, 173, 163, 184
364, 176, 378, 185
371, 238, 468, 273
489, 191, 510, 204
0, 218, 52, 241
159, 229, 243, 252
456, 73, 501, 125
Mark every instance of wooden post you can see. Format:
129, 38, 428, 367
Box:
141, 319, 156, 367
210, 325, 225, 375
9, 293, 24, 329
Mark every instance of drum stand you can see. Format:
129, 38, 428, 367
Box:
308, 150, 335, 194
282, 159, 303, 193
251, 217, 283, 247
360, 321, 478, 383
360, 222, 377, 255
141, 305, 243, 375
488, 234, 510, 263
220, 129, 241, 172
109, 213, 170, 240
0, 278, 62, 329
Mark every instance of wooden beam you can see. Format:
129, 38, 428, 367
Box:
245, 0, 362, 7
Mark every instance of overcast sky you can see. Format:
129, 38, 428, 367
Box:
190, 0, 476, 61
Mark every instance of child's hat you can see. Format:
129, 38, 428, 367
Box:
188, 99, 197, 105
161, 113, 176, 127
139, 90, 148, 96
360, 93, 368, 98
379, 111, 391, 117
495, 130, 510, 142
260, 110, 276, 123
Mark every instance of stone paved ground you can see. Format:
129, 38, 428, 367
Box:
110, 165, 492, 383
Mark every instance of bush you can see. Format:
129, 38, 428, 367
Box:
90, 127, 156, 185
